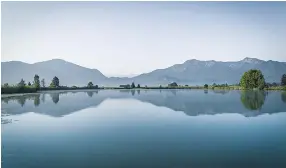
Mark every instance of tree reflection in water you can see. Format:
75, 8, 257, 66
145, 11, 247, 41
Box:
17, 96, 26, 107
87, 92, 94, 97
240, 91, 266, 110
34, 94, 40, 107
131, 90, 135, 96
50, 93, 60, 104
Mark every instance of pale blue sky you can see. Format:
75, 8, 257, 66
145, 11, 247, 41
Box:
2, 2, 286, 76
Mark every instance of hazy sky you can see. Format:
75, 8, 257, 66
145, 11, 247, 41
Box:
2, 2, 286, 76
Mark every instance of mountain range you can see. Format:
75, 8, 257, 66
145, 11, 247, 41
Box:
1, 57, 286, 86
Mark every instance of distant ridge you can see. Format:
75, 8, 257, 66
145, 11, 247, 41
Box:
2, 57, 286, 86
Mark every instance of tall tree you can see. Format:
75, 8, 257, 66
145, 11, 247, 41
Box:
240, 69, 265, 90
34, 74, 40, 89
50, 76, 60, 88
28, 82, 31, 86
131, 82, 135, 88
281, 74, 286, 86
87, 81, 94, 88
137, 84, 140, 88
41, 79, 45, 88
18, 79, 26, 88
204, 84, 208, 88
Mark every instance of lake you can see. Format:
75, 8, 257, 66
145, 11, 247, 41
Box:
2, 90, 286, 168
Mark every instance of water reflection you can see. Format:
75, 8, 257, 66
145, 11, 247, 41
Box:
17, 96, 26, 107
41, 93, 46, 103
131, 90, 135, 96
87, 91, 94, 97
50, 93, 60, 104
213, 90, 230, 95
204, 90, 208, 94
1, 118, 12, 124
2, 91, 286, 168
240, 91, 266, 110
2, 98, 8, 104
282, 92, 286, 103
34, 94, 40, 107
1, 90, 286, 118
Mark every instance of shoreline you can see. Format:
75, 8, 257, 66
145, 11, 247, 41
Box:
2, 87, 285, 97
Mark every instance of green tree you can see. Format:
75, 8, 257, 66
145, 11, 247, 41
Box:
131, 82, 135, 88
50, 76, 60, 88
34, 74, 40, 90
281, 74, 286, 86
168, 82, 178, 87
240, 91, 266, 110
18, 79, 26, 88
240, 69, 265, 90
41, 79, 45, 88
3, 83, 9, 88
87, 81, 94, 88
28, 82, 31, 86
204, 84, 208, 88
137, 84, 140, 88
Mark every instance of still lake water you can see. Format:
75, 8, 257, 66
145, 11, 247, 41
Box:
2, 90, 286, 168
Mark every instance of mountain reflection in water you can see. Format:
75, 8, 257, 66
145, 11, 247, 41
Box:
1, 90, 286, 118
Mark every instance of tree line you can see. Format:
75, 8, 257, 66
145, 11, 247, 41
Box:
2, 75, 61, 89
1, 75, 102, 94
2, 70, 286, 94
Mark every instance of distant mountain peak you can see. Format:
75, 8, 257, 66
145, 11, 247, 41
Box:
48, 58, 67, 63
241, 57, 263, 64
183, 59, 200, 64
183, 59, 217, 67
2, 60, 28, 64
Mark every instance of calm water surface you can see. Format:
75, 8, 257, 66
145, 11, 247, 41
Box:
2, 90, 286, 168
